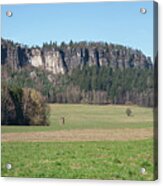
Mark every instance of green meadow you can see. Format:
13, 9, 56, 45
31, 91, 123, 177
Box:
2, 140, 154, 180
2, 104, 153, 133
1, 104, 155, 180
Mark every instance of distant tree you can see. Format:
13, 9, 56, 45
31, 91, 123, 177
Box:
61, 41, 66, 48
8, 84, 24, 124
1, 82, 16, 125
126, 108, 132, 117
69, 40, 73, 47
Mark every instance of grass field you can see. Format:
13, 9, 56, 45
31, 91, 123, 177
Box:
1, 104, 155, 180
2, 140, 154, 180
2, 104, 153, 133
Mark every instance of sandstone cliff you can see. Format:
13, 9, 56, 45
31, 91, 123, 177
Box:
1, 39, 152, 74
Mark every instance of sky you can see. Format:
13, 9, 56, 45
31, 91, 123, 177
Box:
1, 1, 154, 58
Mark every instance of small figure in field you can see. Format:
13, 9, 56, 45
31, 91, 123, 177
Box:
60, 117, 65, 125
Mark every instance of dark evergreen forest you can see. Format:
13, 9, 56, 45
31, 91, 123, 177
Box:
2, 64, 154, 107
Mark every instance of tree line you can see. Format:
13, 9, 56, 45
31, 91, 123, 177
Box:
2, 64, 154, 107
52, 66, 154, 107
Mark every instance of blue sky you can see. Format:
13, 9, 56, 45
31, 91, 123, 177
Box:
1, 1, 154, 58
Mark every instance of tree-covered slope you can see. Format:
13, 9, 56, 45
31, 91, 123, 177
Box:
1, 39, 154, 107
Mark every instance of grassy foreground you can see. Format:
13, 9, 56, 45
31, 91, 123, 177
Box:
2, 104, 153, 133
1, 104, 155, 180
2, 139, 154, 180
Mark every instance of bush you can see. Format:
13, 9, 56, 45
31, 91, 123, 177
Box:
22, 88, 50, 126
1, 83, 50, 126
126, 108, 132, 117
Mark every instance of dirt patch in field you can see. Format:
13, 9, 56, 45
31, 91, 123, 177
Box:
2, 128, 153, 142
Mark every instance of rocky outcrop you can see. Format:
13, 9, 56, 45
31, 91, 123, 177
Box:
1, 39, 153, 74
1, 39, 30, 70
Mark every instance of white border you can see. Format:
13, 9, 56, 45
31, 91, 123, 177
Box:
0, 0, 162, 186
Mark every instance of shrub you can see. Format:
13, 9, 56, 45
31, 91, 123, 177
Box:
126, 108, 132, 117
1, 83, 50, 126
22, 88, 50, 126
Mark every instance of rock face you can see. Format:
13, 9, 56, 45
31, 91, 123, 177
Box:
1, 39, 153, 74
1, 39, 30, 70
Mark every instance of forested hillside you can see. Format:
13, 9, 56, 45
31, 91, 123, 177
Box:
1, 38, 154, 107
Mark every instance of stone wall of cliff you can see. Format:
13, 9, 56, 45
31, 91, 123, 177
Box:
1, 39, 153, 74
